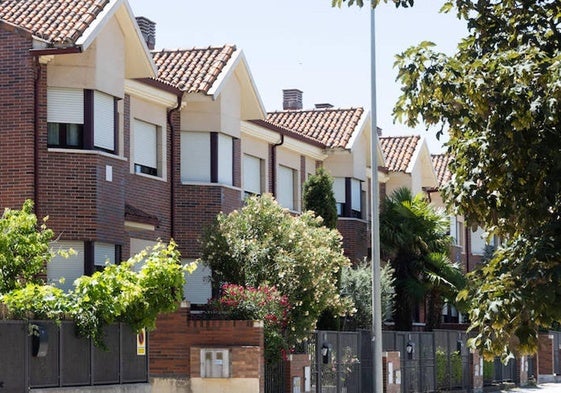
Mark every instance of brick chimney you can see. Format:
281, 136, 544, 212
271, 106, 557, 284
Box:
283, 89, 303, 110
315, 103, 334, 109
136, 16, 156, 50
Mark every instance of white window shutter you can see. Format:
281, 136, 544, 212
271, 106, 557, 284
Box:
333, 178, 345, 204
134, 119, 158, 168
181, 132, 211, 182
351, 178, 361, 211
48, 241, 85, 292
47, 87, 83, 124
94, 242, 116, 266
278, 165, 295, 210
218, 134, 233, 185
94, 91, 115, 151
243, 154, 262, 194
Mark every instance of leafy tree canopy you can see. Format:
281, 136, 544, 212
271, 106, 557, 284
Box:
342, 0, 561, 358
302, 167, 338, 230
0, 200, 54, 293
380, 188, 464, 331
341, 260, 395, 330
200, 194, 354, 347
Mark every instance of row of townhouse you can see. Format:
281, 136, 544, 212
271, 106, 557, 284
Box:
0, 0, 380, 313
0, 0, 492, 327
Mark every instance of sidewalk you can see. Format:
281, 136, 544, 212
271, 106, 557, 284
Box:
502, 384, 561, 392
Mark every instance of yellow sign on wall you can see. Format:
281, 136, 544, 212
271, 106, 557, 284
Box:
137, 328, 146, 356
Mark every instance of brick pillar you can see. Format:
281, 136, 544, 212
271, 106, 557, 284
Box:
538, 333, 554, 382
471, 350, 484, 393
285, 354, 312, 393
382, 351, 401, 393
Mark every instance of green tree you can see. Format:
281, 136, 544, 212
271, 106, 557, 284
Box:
340, 260, 395, 329
200, 194, 354, 349
380, 188, 463, 331
0, 201, 54, 294
302, 167, 338, 229
333, 0, 561, 359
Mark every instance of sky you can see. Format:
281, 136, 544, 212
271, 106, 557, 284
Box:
129, 0, 467, 153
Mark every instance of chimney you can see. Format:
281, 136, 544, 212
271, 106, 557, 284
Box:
315, 103, 334, 109
283, 89, 303, 110
136, 16, 156, 50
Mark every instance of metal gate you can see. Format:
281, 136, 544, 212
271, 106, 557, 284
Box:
434, 330, 471, 391
265, 360, 286, 393
312, 331, 364, 393
383, 331, 436, 393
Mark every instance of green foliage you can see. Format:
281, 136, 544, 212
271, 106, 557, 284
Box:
210, 283, 289, 361
0, 220, 190, 349
392, 0, 561, 358
436, 347, 463, 389
302, 167, 338, 230
331, 0, 415, 9
200, 194, 354, 349
0, 200, 54, 293
380, 188, 463, 330
2, 284, 69, 320
340, 260, 395, 329
69, 241, 188, 348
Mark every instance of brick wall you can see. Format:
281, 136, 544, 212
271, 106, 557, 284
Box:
0, 27, 36, 208
382, 351, 401, 393
336, 219, 369, 264
174, 184, 242, 257
538, 333, 554, 376
149, 304, 264, 379
286, 354, 311, 393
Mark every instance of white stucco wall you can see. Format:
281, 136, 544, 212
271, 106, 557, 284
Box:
47, 17, 125, 98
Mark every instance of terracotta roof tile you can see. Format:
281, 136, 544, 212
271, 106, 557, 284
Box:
379, 135, 421, 172
152, 45, 237, 94
431, 153, 452, 186
0, 0, 110, 46
264, 107, 364, 149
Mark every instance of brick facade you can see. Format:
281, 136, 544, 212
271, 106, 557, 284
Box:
336, 219, 370, 263
0, 27, 36, 208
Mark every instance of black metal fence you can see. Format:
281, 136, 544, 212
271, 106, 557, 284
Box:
0, 320, 147, 392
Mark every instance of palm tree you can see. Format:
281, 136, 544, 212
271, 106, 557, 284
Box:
380, 187, 465, 331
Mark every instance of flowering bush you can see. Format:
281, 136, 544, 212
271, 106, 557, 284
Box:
210, 283, 290, 360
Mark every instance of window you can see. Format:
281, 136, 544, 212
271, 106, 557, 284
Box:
200, 349, 230, 378
181, 132, 211, 182
134, 119, 160, 176
93, 91, 116, 153
48, 241, 85, 292
333, 177, 363, 218
217, 133, 233, 186
277, 165, 297, 210
333, 177, 345, 216
351, 178, 362, 218
181, 131, 234, 185
243, 154, 263, 197
47, 87, 117, 153
47, 87, 84, 148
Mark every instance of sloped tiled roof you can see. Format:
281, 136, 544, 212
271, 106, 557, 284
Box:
0, 0, 110, 46
263, 107, 364, 149
379, 135, 421, 172
152, 45, 236, 94
431, 153, 452, 186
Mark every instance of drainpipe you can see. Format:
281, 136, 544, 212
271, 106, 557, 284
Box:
33, 59, 41, 212
270, 134, 284, 196
167, 94, 183, 240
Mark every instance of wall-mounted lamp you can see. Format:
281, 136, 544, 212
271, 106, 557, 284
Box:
406, 341, 415, 360
456, 339, 463, 354
321, 342, 332, 364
